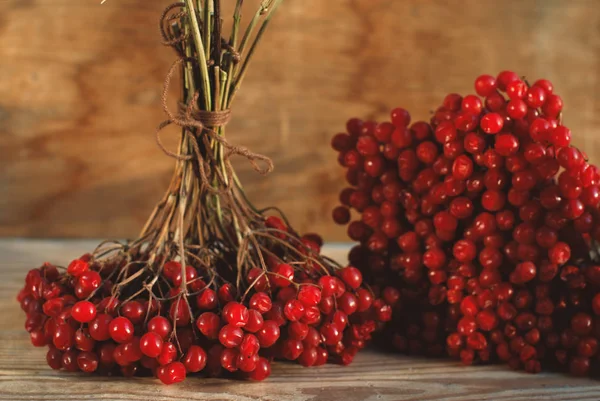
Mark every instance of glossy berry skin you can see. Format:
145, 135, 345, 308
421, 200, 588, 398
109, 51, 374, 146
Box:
121, 301, 145, 324
391, 108, 411, 127
77, 351, 99, 373
452, 156, 474, 180
74, 328, 95, 352
549, 242, 571, 265
297, 286, 322, 307
320, 323, 343, 346
551, 126, 571, 148
248, 357, 271, 381
475, 75, 497, 96
78, 271, 101, 294
338, 267, 362, 289
271, 264, 294, 287
525, 86, 546, 108
284, 300, 306, 322
196, 288, 218, 310
196, 312, 221, 340
89, 314, 113, 341
147, 316, 172, 340
71, 301, 97, 323
183, 345, 207, 373
222, 302, 249, 328
157, 362, 186, 385
46, 348, 63, 370
250, 292, 273, 313
257, 320, 280, 348
497, 71, 520, 90
62, 350, 79, 372
109, 317, 134, 344
67, 259, 89, 277
240, 334, 260, 358
140, 332, 164, 358
53, 323, 75, 351
494, 134, 519, 156
219, 324, 244, 348
480, 113, 504, 134
318, 276, 339, 298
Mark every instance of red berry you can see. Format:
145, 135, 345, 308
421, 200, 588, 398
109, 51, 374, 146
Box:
480, 113, 504, 134
248, 357, 271, 381
148, 316, 172, 340
222, 302, 249, 328
548, 242, 571, 265
196, 288, 218, 310
53, 323, 75, 351
67, 259, 89, 277
506, 80, 527, 100
475, 75, 497, 96
140, 332, 164, 358
550, 126, 571, 148
284, 300, 306, 322
77, 351, 99, 373
109, 317, 134, 344
525, 86, 546, 108
271, 264, 294, 287
332, 206, 351, 225
71, 301, 97, 323
249, 292, 272, 313
196, 312, 221, 340
496, 71, 520, 90
391, 108, 411, 127
453, 240, 476, 262
89, 313, 112, 341
338, 266, 362, 290
157, 361, 186, 385
320, 323, 343, 346
46, 348, 63, 370
452, 155, 474, 180
461, 95, 483, 115
297, 285, 322, 307
183, 345, 207, 373
157, 342, 177, 366
257, 320, 280, 348
494, 134, 519, 156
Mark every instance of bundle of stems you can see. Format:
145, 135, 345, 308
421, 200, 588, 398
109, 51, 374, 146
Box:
93, 0, 340, 314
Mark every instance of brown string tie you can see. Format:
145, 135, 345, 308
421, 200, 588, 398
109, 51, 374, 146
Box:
178, 105, 232, 128
155, 57, 274, 181
160, 3, 188, 46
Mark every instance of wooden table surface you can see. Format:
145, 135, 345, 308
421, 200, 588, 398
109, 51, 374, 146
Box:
1, 239, 600, 401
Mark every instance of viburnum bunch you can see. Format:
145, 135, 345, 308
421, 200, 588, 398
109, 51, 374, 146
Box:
17, 0, 394, 385
332, 70, 600, 377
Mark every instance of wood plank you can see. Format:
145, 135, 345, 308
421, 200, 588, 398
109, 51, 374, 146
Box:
1, 239, 600, 400
0, 1, 599, 241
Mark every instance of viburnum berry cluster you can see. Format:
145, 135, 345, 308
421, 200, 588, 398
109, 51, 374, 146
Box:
19, 243, 390, 384
332, 70, 600, 377
16, 0, 393, 385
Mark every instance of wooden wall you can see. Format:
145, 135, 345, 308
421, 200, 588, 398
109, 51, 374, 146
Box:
0, 0, 599, 241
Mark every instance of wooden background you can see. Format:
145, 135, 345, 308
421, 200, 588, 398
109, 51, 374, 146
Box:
0, 0, 599, 241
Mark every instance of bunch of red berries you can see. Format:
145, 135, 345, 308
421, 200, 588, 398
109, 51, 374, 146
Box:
332, 71, 600, 376
18, 217, 394, 384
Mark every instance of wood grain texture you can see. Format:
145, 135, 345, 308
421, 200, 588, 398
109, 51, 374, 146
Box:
2, 239, 600, 401
0, 1, 599, 241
